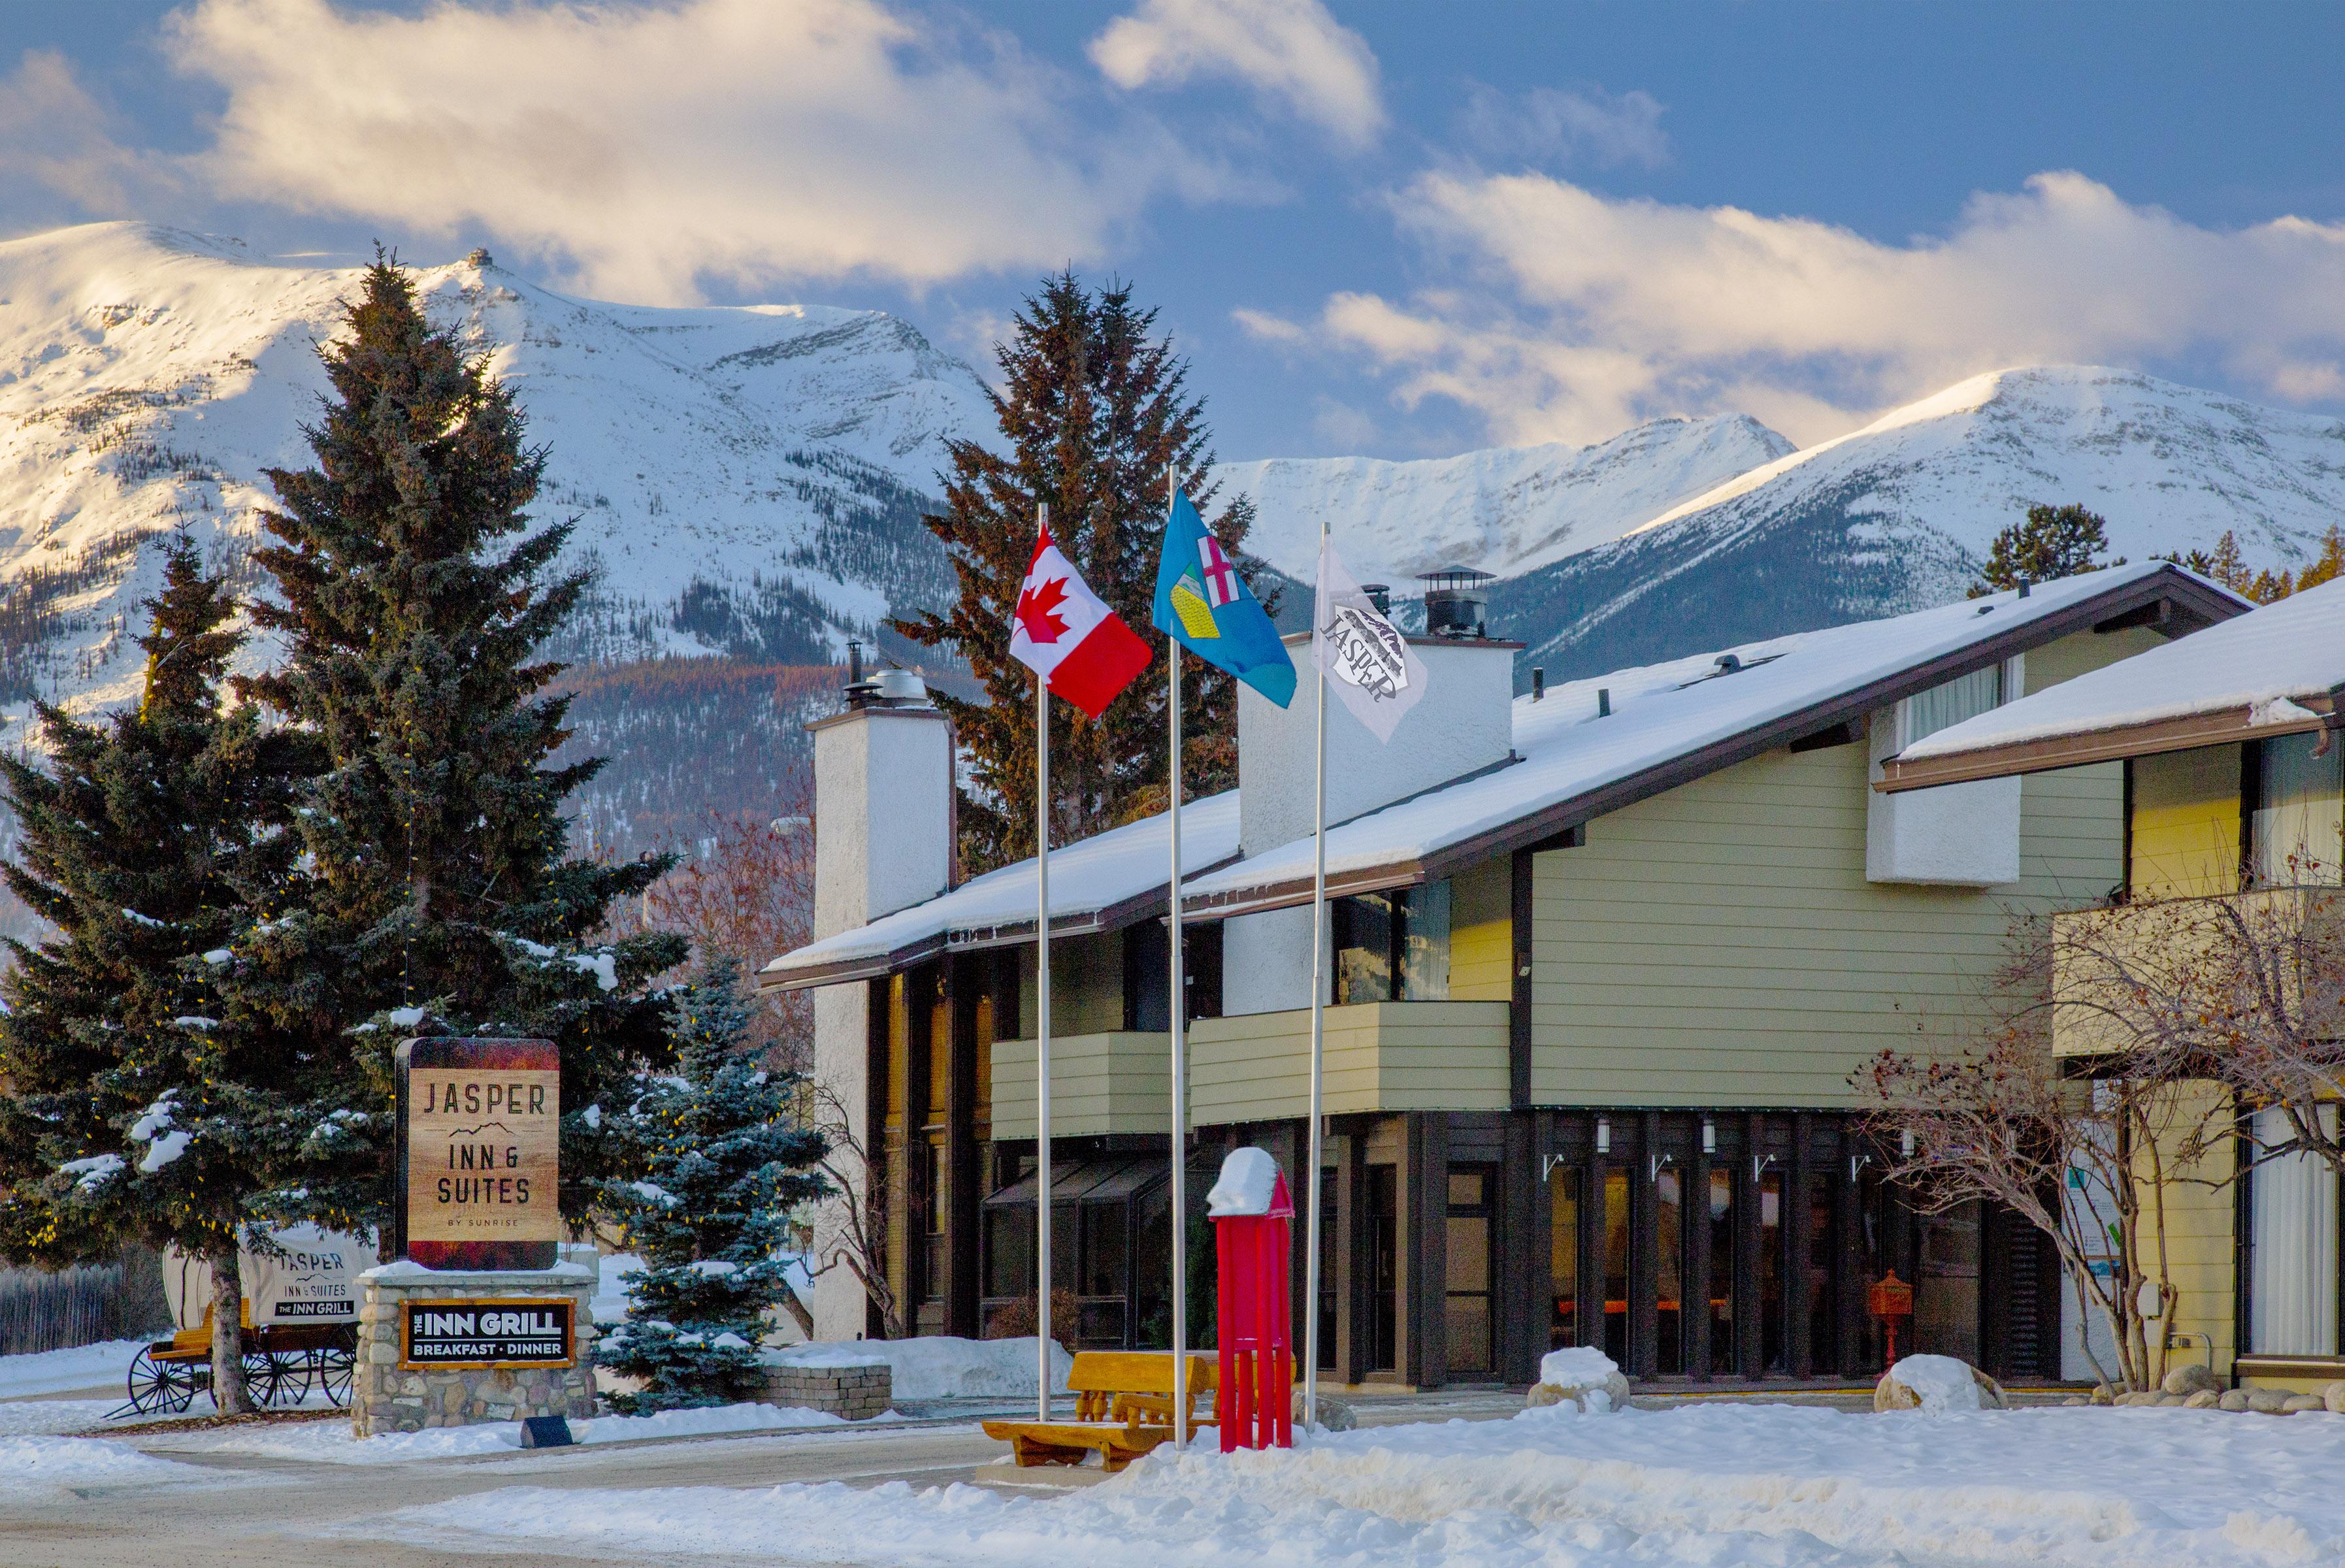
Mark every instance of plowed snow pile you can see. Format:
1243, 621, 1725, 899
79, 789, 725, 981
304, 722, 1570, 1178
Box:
356, 1399, 2345, 1565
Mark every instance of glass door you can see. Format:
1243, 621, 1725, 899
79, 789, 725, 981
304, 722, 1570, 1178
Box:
1445, 1167, 1496, 1377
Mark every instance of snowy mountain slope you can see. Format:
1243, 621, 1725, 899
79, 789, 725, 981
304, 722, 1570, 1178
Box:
1218, 414, 1792, 585
1489, 366, 2345, 683
0, 221, 994, 725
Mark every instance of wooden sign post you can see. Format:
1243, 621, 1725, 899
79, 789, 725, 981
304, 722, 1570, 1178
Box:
393, 1037, 561, 1271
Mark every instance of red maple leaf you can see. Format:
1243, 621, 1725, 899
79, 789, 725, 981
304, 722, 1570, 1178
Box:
1017, 576, 1072, 644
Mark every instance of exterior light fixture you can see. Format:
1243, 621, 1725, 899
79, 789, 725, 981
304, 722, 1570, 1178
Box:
1595, 1117, 1611, 1156
1701, 1119, 1716, 1154
1901, 1128, 1916, 1158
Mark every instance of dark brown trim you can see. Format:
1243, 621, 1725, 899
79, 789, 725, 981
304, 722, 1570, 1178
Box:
1877, 697, 2330, 793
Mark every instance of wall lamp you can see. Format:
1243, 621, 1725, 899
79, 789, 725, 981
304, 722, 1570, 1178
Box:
1595, 1117, 1611, 1155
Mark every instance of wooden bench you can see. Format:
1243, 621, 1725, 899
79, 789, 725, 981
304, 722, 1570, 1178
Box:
981, 1351, 1217, 1472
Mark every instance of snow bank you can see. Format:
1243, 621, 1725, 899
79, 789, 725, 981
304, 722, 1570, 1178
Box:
1536, 1346, 1618, 1388
1887, 1353, 1984, 1414
152, 1401, 851, 1465
0, 1338, 144, 1398
0, 1435, 225, 1497
792, 1336, 1072, 1400
1205, 1148, 1283, 1217
372, 1401, 2345, 1567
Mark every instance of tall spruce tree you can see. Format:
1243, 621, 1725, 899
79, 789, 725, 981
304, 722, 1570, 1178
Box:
591, 960, 825, 1413
896, 272, 1267, 870
0, 540, 308, 1412
216, 256, 683, 1239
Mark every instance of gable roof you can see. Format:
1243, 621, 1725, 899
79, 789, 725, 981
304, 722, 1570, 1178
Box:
761, 791, 1239, 991
1878, 574, 2345, 791
1179, 563, 2241, 917
766, 563, 2239, 987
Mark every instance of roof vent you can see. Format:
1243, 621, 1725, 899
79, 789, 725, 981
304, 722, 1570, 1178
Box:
1361, 583, 1391, 615
1418, 566, 1495, 640
1714, 653, 1743, 675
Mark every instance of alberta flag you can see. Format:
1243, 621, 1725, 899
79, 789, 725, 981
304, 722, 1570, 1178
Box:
1009, 524, 1152, 719
1151, 489, 1297, 708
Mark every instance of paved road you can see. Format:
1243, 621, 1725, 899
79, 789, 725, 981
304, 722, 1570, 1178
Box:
1, 1392, 1535, 1568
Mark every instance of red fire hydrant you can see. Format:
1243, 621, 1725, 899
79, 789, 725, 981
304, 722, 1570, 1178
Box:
1208, 1147, 1293, 1452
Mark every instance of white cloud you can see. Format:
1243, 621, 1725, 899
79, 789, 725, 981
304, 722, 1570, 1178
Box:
1091, 0, 1382, 146
0, 50, 160, 216
162, 0, 1228, 302
1299, 170, 2345, 446
1458, 84, 1669, 171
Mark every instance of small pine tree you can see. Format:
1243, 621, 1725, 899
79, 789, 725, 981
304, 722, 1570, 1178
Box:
214, 255, 685, 1238
0, 540, 308, 1413
591, 961, 827, 1413
2297, 524, 2344, 594
2161, 529, 2303, 604
1971, 503, 2124, 596
894, 272, 1265, 871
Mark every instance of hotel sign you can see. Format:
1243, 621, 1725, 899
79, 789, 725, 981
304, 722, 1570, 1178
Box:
401, 1298, 575, 1369
394, 1037, 561, 1271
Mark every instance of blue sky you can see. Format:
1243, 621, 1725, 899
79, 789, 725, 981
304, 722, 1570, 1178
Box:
6, 1, 2345, 462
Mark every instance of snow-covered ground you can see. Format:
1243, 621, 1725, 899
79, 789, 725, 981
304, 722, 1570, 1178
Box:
0, 1433, 233, 1499
355, 1401, 2345, 1567
0, 1338, 145, 1399
146, 1400, 861, 1465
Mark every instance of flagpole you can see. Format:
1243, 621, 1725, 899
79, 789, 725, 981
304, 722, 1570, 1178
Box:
1166, 466, 1190, 1450
1034, 501, 1054, 1424
1303, 519, 1329, 1432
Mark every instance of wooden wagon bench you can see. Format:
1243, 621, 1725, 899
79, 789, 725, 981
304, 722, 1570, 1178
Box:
112, 1301, 357, 1418
981, 1350, 1217, 1472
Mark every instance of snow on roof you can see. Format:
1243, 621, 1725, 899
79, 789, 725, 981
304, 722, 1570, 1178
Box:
764, 791, 1240, 985
1181, 563, 2216, 909
1899, 576, 2345, 762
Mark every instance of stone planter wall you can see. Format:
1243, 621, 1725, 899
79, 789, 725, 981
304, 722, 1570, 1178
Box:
355, 1262, 599, 1437
761, 1358, 891, 1420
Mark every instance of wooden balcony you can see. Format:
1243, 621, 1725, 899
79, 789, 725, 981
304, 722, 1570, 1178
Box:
2051, 886, 2344, 1058
1187, 1001, 1511, 1126
990, 1032, 1170, 1140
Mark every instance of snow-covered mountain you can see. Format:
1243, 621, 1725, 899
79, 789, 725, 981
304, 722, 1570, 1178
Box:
0, 221, 993, 723
1491, 366, 2345, 681
1219, 414, 1793, 586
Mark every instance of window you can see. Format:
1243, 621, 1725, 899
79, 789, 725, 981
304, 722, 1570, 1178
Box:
1332, 882, 1451, 1004
1903, 664, 2005, 747
1445, 1168, 1495, 1375
1550, 1168, 1582, 1349
2253, 732, 2345, 887
2250, 1107, 2340, 1354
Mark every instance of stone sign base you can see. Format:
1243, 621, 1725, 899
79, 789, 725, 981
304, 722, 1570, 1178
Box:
761, 1354, 891, 1420
355, 1260, 599, 1437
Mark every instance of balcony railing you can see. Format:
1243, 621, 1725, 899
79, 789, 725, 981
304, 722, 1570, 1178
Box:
990, 1031, 1170, 1140
1188, 1000, 1511, 1126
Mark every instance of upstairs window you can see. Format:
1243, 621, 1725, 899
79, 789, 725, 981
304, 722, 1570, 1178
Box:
1901, 664, 2005, 747
1332, 881, 1451, 1004
2252, 732, 2345, 887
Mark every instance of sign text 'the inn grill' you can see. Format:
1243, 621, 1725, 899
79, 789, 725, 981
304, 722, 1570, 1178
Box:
394, 1037, 561, 1271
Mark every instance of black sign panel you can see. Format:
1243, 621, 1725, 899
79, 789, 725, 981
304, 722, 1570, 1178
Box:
401, 1298, 574, 1369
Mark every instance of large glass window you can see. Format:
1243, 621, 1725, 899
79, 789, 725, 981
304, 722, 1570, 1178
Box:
1602, 1170, 1631, 1366
1333, 883, 1451, 1003
1656, 1166, 1684, 1375
1707, 1169, 1735, 1376
1758, 1170, 1785, 1374
1550, 1168, 1582, 1349
2253, 732, 2345, 886
1903, 664, 2004, 747
1368, 1166, 1400, 1371
2250, 1107, 2340, 1354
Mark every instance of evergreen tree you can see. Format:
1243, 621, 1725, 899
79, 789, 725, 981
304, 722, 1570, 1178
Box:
1971, 503, 2124, 596
591, 961, 826, 1413
2162, 526, 2334, 604
0, 540, 308, 1413
896, 272, 1267, 870
215, 256, 684, 1238
2298, 524, 2345, 594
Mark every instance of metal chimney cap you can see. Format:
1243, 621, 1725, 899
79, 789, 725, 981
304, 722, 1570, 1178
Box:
1415, 566, 1496, 588
872, 668, 930, 704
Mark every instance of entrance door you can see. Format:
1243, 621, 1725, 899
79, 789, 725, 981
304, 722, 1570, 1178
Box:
1914, 1202, 1982, 1364
1368, 1165, 1398, 1372
1445, 1166, 1496, 1379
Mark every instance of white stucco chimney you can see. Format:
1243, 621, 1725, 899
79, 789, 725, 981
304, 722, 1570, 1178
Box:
805, 662, 953, 1337
1221, 576, 1520, 1016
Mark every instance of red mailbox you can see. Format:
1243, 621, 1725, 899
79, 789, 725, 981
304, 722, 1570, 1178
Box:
1209, 1147, 1293, 1452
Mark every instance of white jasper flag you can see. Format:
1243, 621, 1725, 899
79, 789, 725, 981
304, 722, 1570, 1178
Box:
1314, 538, 1427, 743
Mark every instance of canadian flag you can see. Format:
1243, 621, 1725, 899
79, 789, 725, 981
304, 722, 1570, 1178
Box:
1008, 526, 1152, 719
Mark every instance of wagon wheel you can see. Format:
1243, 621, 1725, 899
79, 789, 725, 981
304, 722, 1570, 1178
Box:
313, 1343, 355, 1409
125, 1348, 198, 1415
240, 1348, 310, 1408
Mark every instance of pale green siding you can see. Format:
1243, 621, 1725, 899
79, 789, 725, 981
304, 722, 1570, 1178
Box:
1526, 625, 2146, 1107
992, 1031, 1169, 1140
1190, 1002, 1510, 1124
